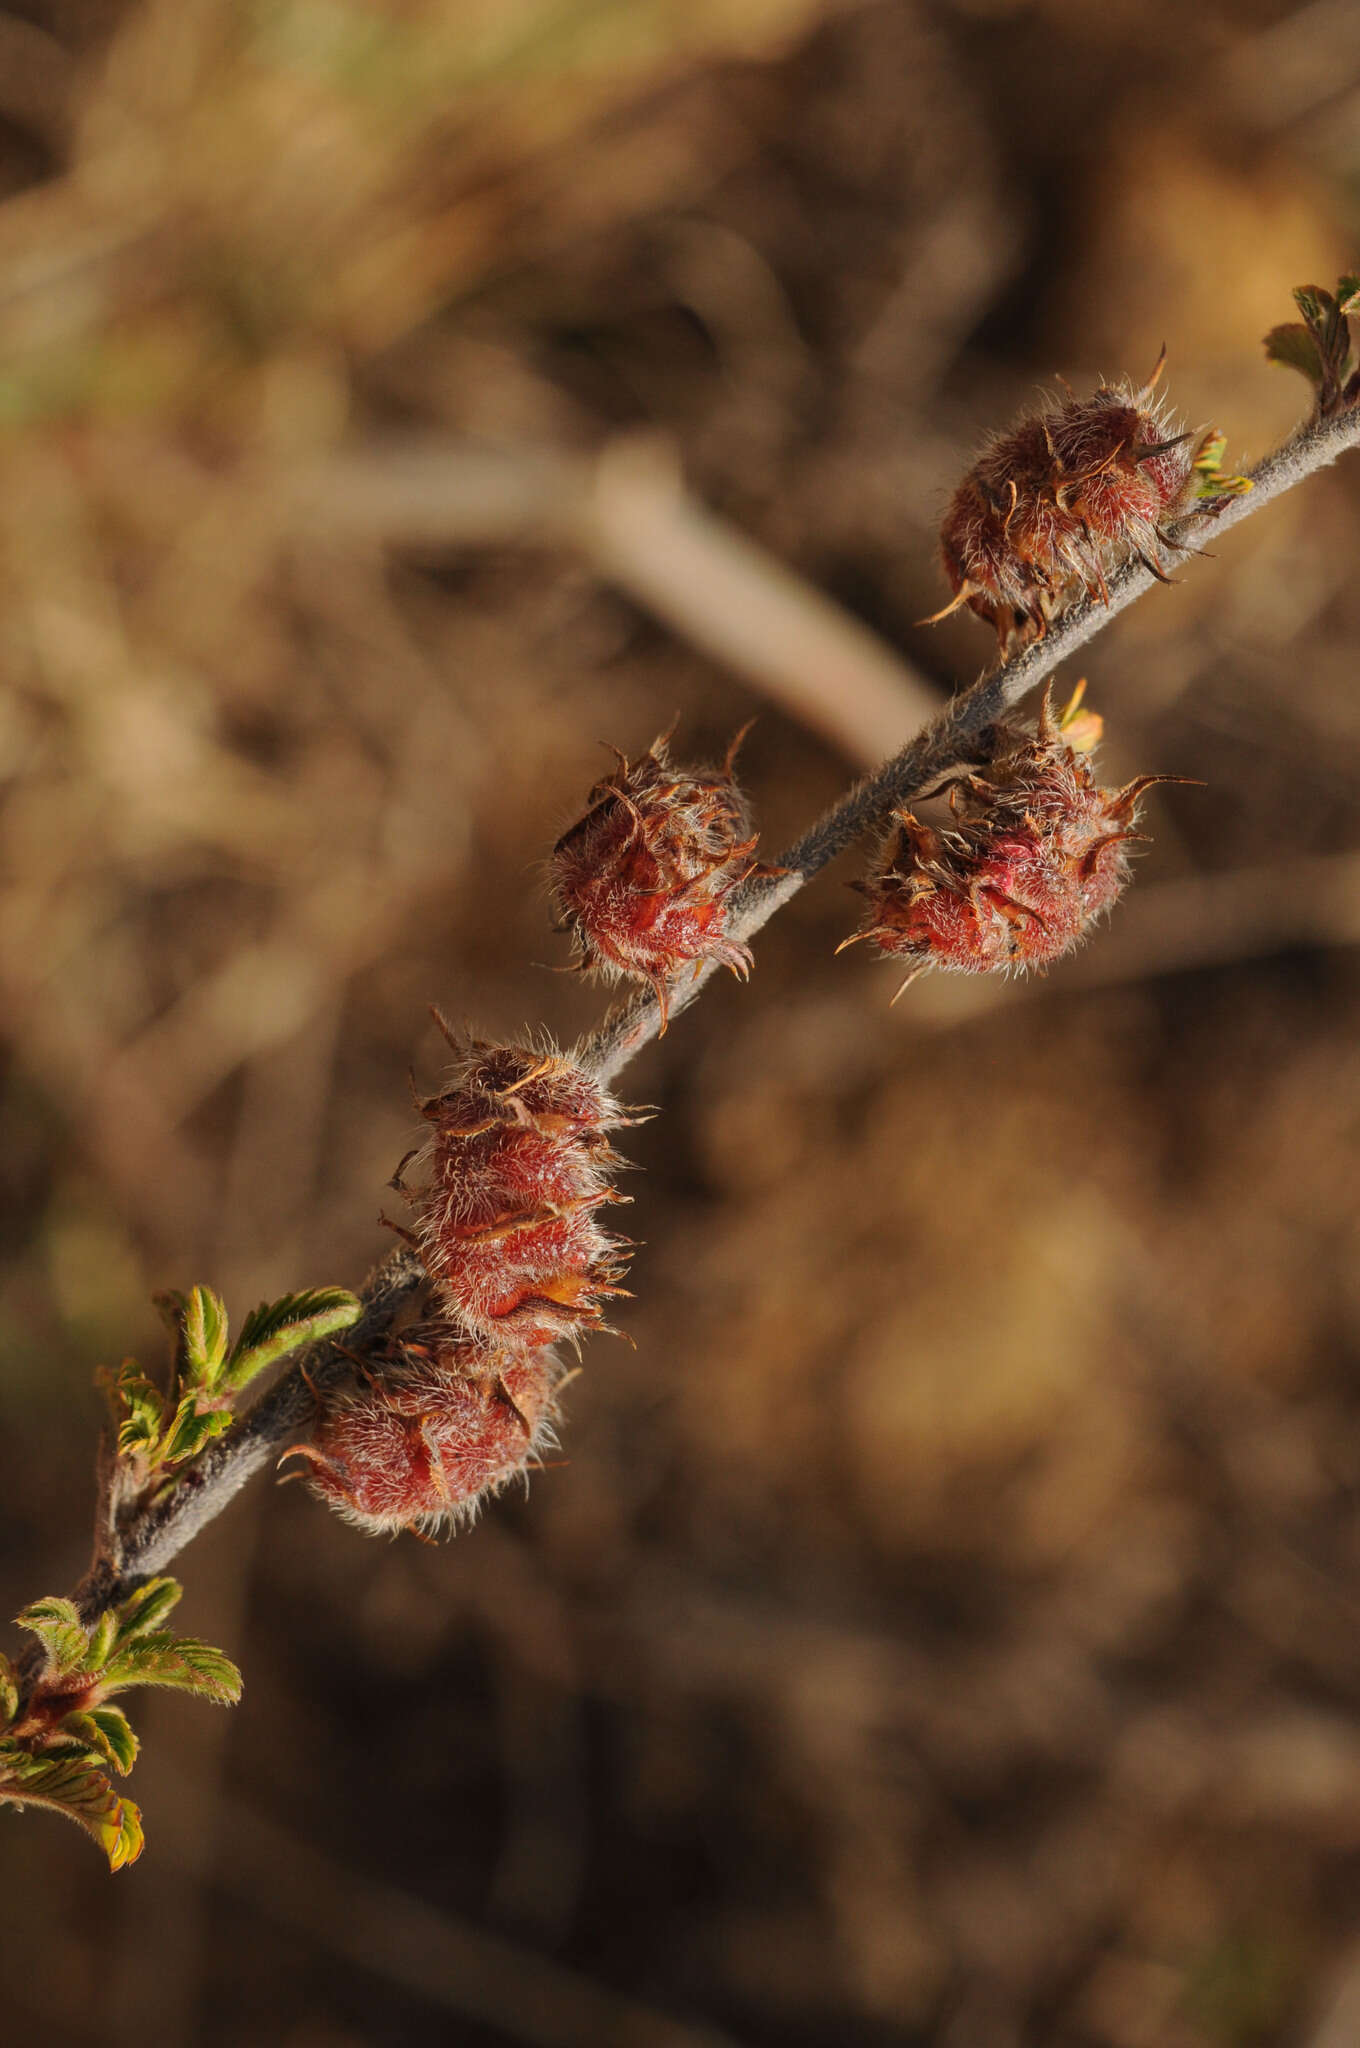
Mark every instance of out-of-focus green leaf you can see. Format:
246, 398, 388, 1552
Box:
226, 1287, 362, 1390
152, 1289, 188, 1336
1290, 285, 1354, 413
1264, 321, 1323, 385
1293, 284, 1336, 325
0, 1656, 16, 1726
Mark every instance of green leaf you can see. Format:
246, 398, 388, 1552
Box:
152, 1288, 188, 1337
1292, 285, 1354, 411
57, 1705, 140, 1775
0, 1748, 144, 1870
180, 1286, 230, 1390
99, 1633, 242, 1707
1191, 428, 1252, 502
1264, 320, 1323, 385
110, 1359, 164, 1457
225, 1287, 362, 1392
157, 1392, 234, 1466
89, 1707, 140, 1774
1338, 274, 1360, 317
16, 1597, 88, 1677
84, 1610, 119, 1673
107, 1798, 145, 1869
112, 1577, 182, 1646
1293, 283, 1336, 322
0, 1656, 16, 1727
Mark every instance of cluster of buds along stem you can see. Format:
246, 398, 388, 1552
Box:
925, 354, 1204, 651
841, 684, 1188, 999
301, 1028, 637, 1536
291, 1320, 564, 1538
550, 725, 770, 1030
298, 398, 1218, 1542
404, 1029, 635, 1349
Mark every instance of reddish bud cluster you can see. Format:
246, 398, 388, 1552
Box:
404, 1032, 634, 1351
926, 355, 1202, 651
842, 687, 1183, 997
291, 1323, 563, 1537
300, 1032, 634, 1538
550, 727, 767, 1030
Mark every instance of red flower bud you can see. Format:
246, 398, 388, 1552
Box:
550, 726, 768, 1030
400, 1032, 635, 1350
289, 1324, 562, 1537
842, 686, 1187, 997
925, 355, 1203, 651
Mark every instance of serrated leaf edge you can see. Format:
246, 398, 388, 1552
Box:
225, 1288, 361, 1391
0, 1750, 145, 1870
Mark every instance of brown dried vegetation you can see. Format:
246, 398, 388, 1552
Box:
0, 3, 1358, 2046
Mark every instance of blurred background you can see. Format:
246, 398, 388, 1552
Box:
0, 1, 1358, 2043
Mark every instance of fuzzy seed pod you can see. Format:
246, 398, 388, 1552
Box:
288, 1324, 563, 1538
842, 685, 1187, 997
400, 1030, 634, 1350
550, 726, 768, 1030
926, 355, 1204, 652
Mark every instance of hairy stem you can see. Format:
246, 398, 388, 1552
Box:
20, 394, 1360, 1661
99, 1251, 429, 1599
7, 1251, 429, 1690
